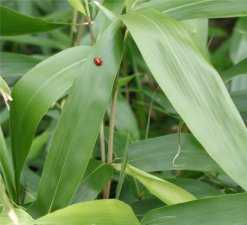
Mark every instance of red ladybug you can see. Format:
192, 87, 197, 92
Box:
94, 57, 103, 66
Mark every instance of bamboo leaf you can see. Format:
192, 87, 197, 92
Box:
10, 46, 90, 192
113, 164, 196, 205
31, 21, 123, 216
142, 193, 247, 225
122, 10, 247, 190
135, 0, 247, 20
0, 6, 64, 36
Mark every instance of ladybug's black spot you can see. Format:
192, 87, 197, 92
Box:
94, 57, 103, 66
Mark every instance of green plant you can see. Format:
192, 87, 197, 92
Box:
0, 0, 247, 224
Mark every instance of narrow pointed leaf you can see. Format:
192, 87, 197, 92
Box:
113, 164, 196, 205
31, 21, 123, 216
122, 10, 247, 190
10, 46, 90, 190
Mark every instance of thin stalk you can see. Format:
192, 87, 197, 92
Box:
100, 122, 106, 163
145, 99, 153, 139
103, 85, 119, 198
70, 10, 79, 45
107, 85, 119, 165
115, 133, 129, 199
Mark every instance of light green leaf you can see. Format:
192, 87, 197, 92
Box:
142, 193, 247, 225
122, 10, 247, 190
36, 200, 141, 225
10, 46, 90, 192
0, 6, 64, 36
31, 21, 123, 216
135, 0, 247, 20
68, 0, 86, 15
113, 164, 196, 205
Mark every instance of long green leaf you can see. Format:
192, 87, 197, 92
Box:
135, 0, 247, 19
0, 6, 64, 36
31, 21, 123, 216
113, 164, 196, 205
122, 10, 247, 190
10, 46, 90, 192
142, 193, 247, 225
127, 134, 219, 172
36, 200, 140, 225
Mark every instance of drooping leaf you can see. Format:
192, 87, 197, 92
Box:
134, 0, 247, 20
142, 193, 247, 225
122, 10, 247, 190
10, 46, 90, 192
0, 6, 64, 36
31, 21, 123, 216
113, 164, 196, 205
36, 200, 141, 225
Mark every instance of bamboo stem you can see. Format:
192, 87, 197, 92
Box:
103, 85, 119, 198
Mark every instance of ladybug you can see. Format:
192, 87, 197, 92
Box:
93, 57, 103, 66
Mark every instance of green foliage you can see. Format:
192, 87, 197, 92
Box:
0, 0, 247, 224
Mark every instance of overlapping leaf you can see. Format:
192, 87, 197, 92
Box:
122, 10, 247, 190
31, 21, 123, 216
10, 46, 90, 191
